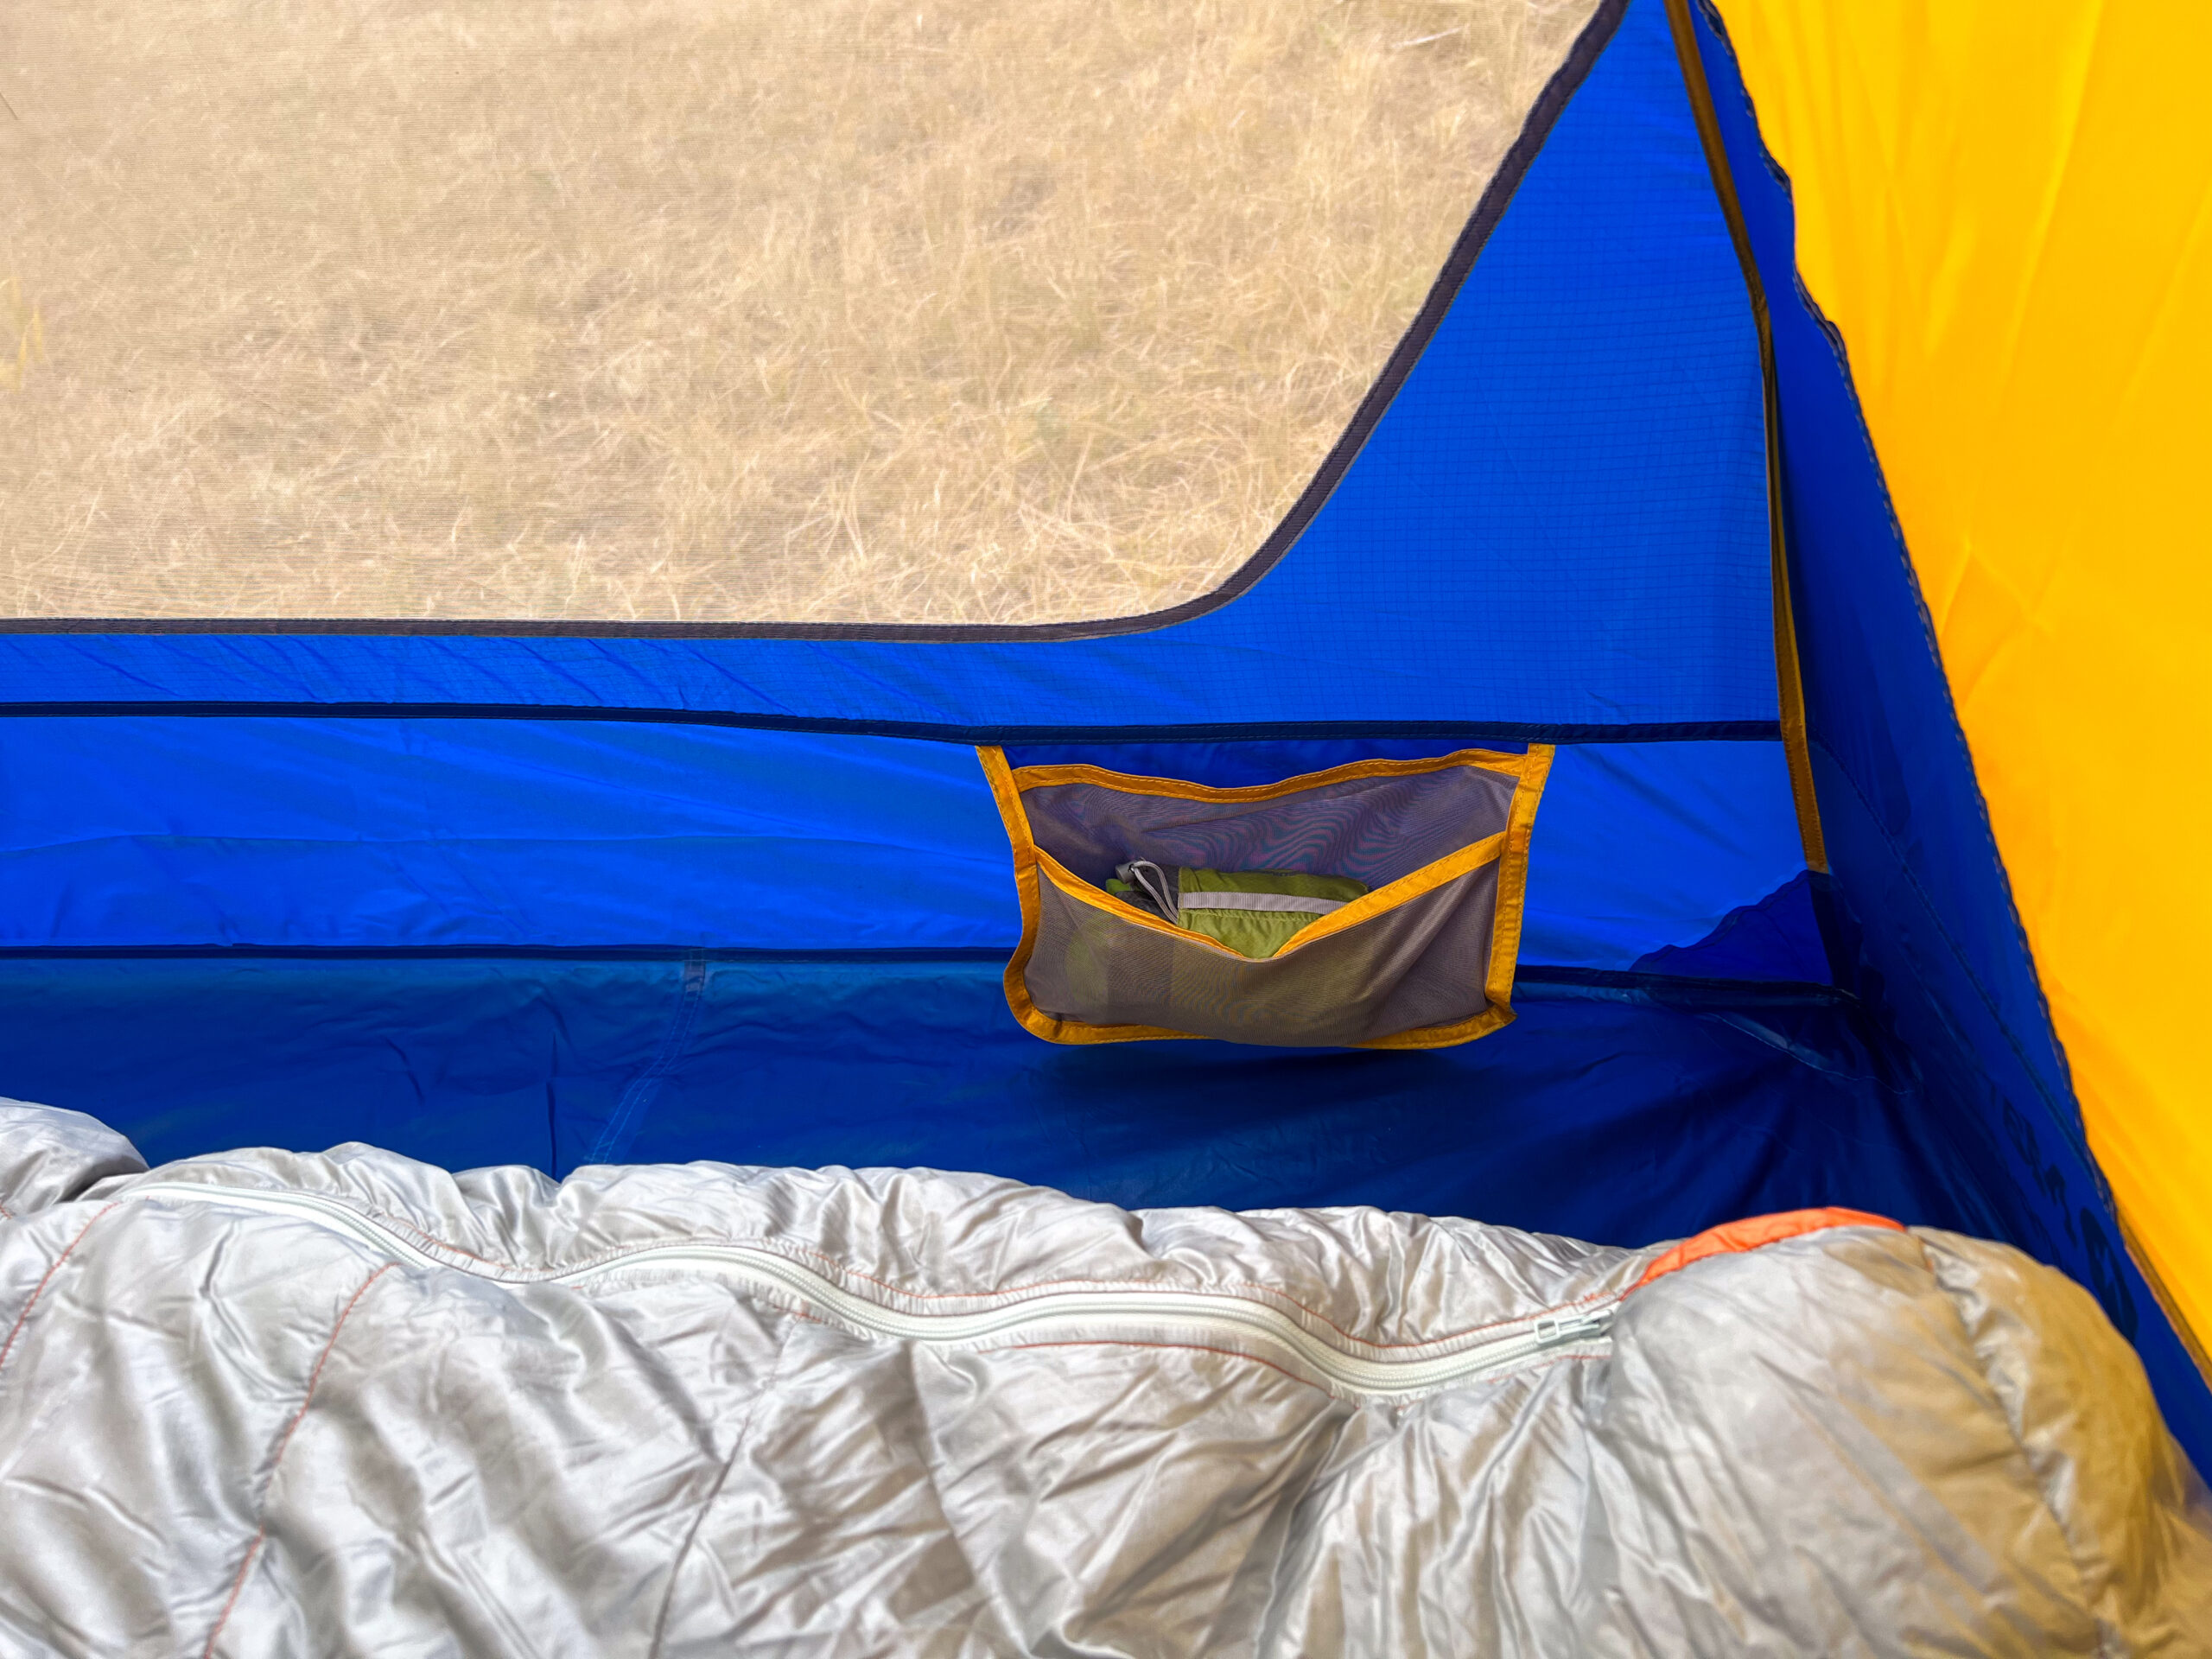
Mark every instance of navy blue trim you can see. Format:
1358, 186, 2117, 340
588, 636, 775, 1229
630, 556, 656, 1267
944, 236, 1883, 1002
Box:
0, 702, 1782, 747
0, 945, 1020, 963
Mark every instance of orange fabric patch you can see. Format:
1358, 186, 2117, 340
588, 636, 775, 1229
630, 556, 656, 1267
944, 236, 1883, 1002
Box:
1630, 1208, 1904, 1293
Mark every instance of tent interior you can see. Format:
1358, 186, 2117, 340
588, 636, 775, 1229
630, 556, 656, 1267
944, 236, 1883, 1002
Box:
4, 0, 2207, 1488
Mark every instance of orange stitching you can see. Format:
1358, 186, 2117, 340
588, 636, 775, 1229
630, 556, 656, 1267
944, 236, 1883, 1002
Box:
746, 1246, 1627, 1351
353, 1205, 508, 1268
1000, 1338, 1336, 1396
601, 1232, 1628, 1353
993, 1338, 1602, 1401
0, 1203, 116, 1382
154, 1183, 524, 1271
201, 1262, 392, 1659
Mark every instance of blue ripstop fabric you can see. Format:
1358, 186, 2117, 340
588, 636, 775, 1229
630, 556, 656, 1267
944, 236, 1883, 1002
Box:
1688, 2, 2211, 1469
1634, 871, 1828, 982
0, 720, 1805, 970
0, 0, 1768, 737
0, 720, 1019, 951
1524, 739, 1812, 973
0, 955, 1970, 1250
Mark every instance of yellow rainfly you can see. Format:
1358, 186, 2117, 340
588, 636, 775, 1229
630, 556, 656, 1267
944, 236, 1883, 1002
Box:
1716, 0, 2212, 1357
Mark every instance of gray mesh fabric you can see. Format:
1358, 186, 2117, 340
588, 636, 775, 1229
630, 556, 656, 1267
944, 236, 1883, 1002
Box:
1014, 760, 1524, 1046
1021, 766, 1518, 890
1031, 861, 1500, 1046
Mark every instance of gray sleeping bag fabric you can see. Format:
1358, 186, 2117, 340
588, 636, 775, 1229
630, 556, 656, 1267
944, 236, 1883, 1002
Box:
1, 1099, 2208, 1656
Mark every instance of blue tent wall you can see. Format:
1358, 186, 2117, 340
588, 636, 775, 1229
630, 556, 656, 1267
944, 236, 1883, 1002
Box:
2, 720, 1805, 968
0, 952, 1971, 1246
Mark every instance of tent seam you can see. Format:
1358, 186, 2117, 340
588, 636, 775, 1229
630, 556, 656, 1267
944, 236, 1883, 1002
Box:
1685, 0, 2093, 1173
1662, 0, 1828, 877
583, 951, 709, 1170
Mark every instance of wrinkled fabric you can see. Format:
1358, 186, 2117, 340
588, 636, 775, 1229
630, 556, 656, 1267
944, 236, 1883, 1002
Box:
0, 1102, 2206, 1656
0, 1102, 145, 1221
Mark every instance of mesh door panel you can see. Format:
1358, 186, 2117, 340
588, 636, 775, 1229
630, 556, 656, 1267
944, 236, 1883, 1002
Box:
0, 1, 1599, 623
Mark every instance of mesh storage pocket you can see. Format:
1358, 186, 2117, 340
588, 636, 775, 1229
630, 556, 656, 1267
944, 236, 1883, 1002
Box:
980, 747, 1550, 1048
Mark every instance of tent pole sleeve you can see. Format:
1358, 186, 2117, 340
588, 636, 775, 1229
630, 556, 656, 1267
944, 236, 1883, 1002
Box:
1662, 0, 1827, 875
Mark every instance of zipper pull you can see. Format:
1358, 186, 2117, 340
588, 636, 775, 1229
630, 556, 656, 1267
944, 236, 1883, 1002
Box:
1532, 1306, 1615, 1346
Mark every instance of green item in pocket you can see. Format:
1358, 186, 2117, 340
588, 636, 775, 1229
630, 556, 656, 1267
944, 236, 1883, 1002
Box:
1104, 861, 1370, 959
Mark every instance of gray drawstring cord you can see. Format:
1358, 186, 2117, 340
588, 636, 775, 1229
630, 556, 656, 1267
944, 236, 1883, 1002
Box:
1115, 859, 1179, 923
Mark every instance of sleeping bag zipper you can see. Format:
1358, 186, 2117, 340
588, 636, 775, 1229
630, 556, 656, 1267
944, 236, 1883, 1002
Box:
116, 1180, 1618, 1400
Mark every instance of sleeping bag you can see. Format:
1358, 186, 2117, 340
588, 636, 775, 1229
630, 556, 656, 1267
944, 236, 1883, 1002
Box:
2, 1099, 2207, 1656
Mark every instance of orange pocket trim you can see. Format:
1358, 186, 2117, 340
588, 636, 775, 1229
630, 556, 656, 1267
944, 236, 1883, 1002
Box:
1630, 1207, 1904, 1292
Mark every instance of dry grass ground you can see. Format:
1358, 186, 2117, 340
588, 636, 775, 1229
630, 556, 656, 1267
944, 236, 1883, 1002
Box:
0, 0, 1592, 623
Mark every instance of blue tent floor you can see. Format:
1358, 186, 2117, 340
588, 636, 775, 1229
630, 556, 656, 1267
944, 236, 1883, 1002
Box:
0, 956, 1986, 1254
